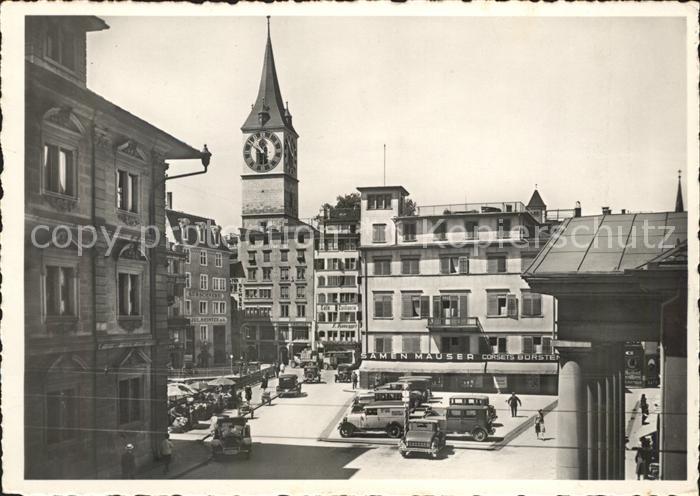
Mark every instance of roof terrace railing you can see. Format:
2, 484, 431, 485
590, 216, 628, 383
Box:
416, 202, 526, 217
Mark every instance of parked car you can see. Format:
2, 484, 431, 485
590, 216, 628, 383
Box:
398, 418, 446, 459
276, 374, 302, 397
375, 382, 423, 407
338, 401, 407, 438
449, 394, 497, 421
397, 376, 432, 402
438, 405, 495, 442
351, 392, 376, 412
303, 365, 321, 383
210, 416, 252, 459
334, 364, 352, 383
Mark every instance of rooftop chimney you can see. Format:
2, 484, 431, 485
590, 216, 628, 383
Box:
621, 209, 626, 214
167, 192, 173, 210
574, 201, 582, 218
602, 206, 611, 215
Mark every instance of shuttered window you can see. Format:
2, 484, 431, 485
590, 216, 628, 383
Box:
521, 291, 543, 317
542, 337, 553, 354
373, 293, 393, 319
522, 336, 534, 354
440, 256, 469, 274
402, 336, 421, 353
487, 255, 507, 273
401, 293, 430, 319
487, 292, 518, 319
401, 258, 420, 275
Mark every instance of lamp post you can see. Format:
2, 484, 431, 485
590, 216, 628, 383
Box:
230, 354, 234, 375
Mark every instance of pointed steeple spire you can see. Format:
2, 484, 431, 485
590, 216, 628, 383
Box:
241, 17, 297, 135
675, 170, 684, 212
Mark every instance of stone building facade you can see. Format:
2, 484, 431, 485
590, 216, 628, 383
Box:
357, 185, 559, 394
166, 208, 232, 369
24, 16, 205, 478
314, 206, 362, 361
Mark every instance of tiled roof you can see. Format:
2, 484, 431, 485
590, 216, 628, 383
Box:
524, 211, 687, 275
241, 26, 296, 135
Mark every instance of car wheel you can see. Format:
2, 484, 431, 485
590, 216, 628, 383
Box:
472, 428, 488, 442
430, 440, 439, 459
339, 423, 355, 438
400, 451, 409, 458
387, 423, 403, 438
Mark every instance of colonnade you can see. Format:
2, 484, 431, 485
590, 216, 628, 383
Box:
556, 341, 626, 479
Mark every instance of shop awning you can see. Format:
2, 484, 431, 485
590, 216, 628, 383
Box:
359, 361, 486, 374
484, 361, 559, 375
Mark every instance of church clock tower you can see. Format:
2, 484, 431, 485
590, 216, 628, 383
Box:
241, 17, 299, 230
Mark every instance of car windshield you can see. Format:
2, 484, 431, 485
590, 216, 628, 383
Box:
279, 376, 296, 386
409, 422, 434, 431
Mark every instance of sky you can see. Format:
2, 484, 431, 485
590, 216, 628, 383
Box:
87, 15, 688, 233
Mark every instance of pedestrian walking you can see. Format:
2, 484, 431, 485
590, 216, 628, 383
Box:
506, 392, 522, 417
534, 409, 545, 440
636, 438, 651, 480
261, 374, 269, 390
351, 371, 358, 390
121, 443, 136, 479
244, 385, 252, 403
273, 361, 279, 378
640, 394, 649, 424
279, 362, 286, 375
160, 434, 173, 474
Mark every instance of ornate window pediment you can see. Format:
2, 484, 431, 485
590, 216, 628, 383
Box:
43, 107, 85, 137
117, 139, 147, 163
114, 348, 151, 370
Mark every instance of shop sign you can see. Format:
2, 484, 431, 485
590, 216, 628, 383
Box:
189, 316, 228, 324
318, 304, 358, 312
318, 322, 358, 331
360, 352, 558, 362
186, 290, 227, 299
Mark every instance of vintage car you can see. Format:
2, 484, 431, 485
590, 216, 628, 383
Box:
449, 394, 497, 421
398, 418, 446, 459
351, 392, 376, 412
438, 405, 495, 442
276, 373, 302, 397
210, 416, 252, 459
397, 376, 432, 402
375, 382, 423, 407
334, 364, 353, 383
303, 365, 322, 383
338, 401, 407, 438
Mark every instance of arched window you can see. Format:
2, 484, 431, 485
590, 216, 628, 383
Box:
318, 293, 326, 304
318, 312, 326, 322
318, 331, 325, 339
318, 276, 326, 287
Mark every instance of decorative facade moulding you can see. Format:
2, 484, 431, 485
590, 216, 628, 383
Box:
118, 317, 143, 332
43, 193, 78, 213
93, 127, 112, 150
116, 138, 147, 162
117, 210, 141, 227
43, 106, 85, 136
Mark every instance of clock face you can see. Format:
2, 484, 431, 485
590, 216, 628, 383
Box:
284, 135, 297, 175
243, 132, 283, 172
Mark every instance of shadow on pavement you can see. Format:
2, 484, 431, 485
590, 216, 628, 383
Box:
181, 442, 371, 479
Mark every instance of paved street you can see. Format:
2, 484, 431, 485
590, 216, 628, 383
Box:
178, 369, 561, 479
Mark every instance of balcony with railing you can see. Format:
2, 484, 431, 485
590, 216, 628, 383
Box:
427, 316, 484, 332
416, 202, 526, 217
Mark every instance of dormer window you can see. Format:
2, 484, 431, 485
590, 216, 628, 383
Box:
45, 22, 77, 72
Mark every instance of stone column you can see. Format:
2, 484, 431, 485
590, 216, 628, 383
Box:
554, 341, 592, 479
586, 377, 598, 479
616, 348, 626, 479
605, 371, 613, 479
597, 377, 606, 478
610, 349, 619, 479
